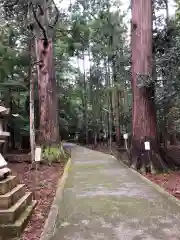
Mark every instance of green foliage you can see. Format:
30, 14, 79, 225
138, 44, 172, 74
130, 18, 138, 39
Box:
42, 145, 69, 165
2, 0, 180, 150
0, 0, 131, 147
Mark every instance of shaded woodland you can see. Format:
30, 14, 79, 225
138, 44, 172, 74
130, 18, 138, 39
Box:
0, 0, 180, 172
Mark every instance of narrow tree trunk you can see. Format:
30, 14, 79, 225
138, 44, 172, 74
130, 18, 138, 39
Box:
108, 98, 112, 152
92, 91, 98, 147
112, 56, 121, 146
123, 83, 129, 134
94, 131, 97, 147
115, 89, 120, 145
107, 60, 112, 152
30, 76, 35, 162
35, 39, 59, 145
28, 38, 35, 162
83, 52, 88, 145
164, 0, 169, 24
169, 133, 177, 145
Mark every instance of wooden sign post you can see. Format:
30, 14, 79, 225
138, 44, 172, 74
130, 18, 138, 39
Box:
33, 146, 42, 199
144, 141, 151, 173
35, 146, 42, 163
123, 133, 128, 150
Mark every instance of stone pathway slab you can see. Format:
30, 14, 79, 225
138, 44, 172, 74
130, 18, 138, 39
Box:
52, 146, 180, 240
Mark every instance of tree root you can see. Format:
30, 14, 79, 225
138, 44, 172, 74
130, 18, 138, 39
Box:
128, 138, 180, 174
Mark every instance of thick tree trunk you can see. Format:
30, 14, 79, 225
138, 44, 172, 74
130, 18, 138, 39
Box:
131, 0, 163, 172
35, 39, 59, 145
130, 0, 180, 172
131, 0, 156, 139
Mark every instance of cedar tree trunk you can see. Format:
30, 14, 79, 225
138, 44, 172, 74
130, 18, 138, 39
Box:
131, 0, 165, 172
35, 39, 59, 145
131, 0, 156, 140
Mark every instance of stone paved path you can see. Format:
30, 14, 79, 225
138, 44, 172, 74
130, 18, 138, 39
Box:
52, 146, 180, 240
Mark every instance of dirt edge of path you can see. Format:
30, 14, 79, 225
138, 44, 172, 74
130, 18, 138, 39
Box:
9, 161, 65, 240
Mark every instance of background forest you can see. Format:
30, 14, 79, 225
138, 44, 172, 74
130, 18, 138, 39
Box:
0, 0, 180, 170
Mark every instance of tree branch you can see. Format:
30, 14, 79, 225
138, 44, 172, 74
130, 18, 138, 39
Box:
49, 0, 60, 28
3, 0, 19, 8
55, 28, 72, 37
31, 4, 48, 44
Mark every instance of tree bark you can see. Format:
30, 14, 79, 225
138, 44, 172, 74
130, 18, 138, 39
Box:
112, 57, 121, 146
131, 0, 161, 172
107, 60, 112, 152
83, 52, 88, 145
30, 75, 36, 162
131, 0, 156, 140
164, 0, 169, 24
115, 89, 120, 145
130, 0, 180, 172
28, 38, 35, 162
35, 39, 59, 145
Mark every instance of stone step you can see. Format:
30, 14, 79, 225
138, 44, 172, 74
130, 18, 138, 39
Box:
0, 192, 32, 224
0, 184, 26, 209
0, 176, 17, 195
0, 200, 37, 239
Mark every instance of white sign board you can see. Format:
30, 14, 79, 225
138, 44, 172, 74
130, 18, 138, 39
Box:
123, 133, 128, 140
0, 153, 7, 168
35, 147, 42, 162
144, 141, 150, 150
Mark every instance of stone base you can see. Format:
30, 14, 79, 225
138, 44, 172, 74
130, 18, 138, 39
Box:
0, 200, 37, 239
0, 175, 37, 239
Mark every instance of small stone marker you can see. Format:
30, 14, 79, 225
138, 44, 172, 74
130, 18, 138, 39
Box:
144, 141, 150, 150
35, 147, 42, 162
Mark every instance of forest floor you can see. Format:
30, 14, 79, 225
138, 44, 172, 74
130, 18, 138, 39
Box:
9, 160, 65, 240
87, 143, 180, 202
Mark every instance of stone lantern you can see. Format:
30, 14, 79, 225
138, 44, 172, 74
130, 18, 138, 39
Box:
0, 106, 11, 180
0, 106, 37, 240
